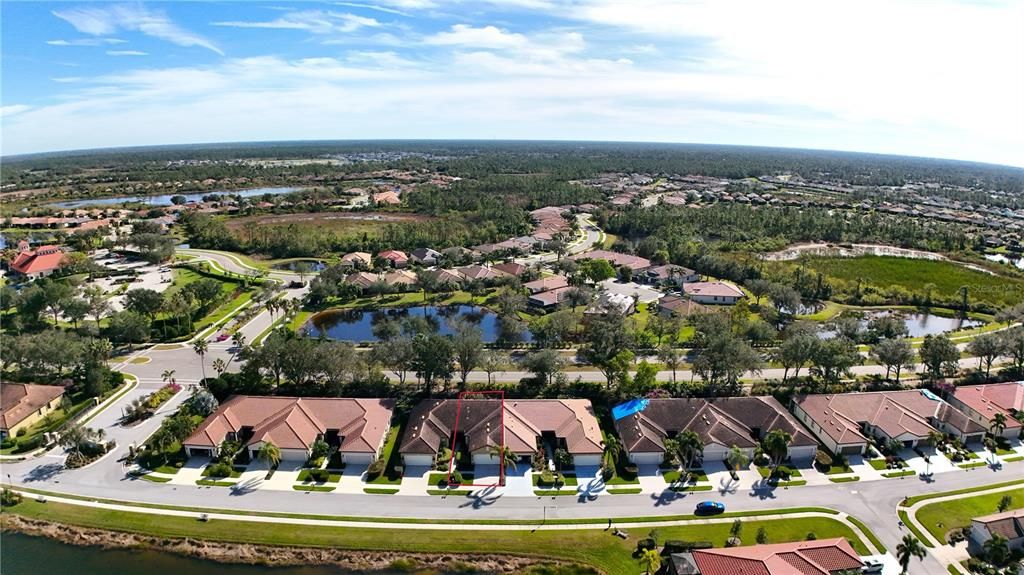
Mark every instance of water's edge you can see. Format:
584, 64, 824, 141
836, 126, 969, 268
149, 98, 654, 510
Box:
0, 514, 573, 574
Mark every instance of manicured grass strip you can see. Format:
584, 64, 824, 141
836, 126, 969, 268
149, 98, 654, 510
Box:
201, 466, 243, 479
367, 424, 403, 485
4, 499, 870, 574
821, 465, 854, 475
427, 489, 472, 496
958, 462, 987, 469
533, 474, 578, 488
293, 485, 336, 492
363, 488, 399, 495
868, 459, 888, 471
1004, 456, 1024, 462
606, 488, 642, 495
9, 485, 836, 526
899, 510, 933, 548
903, 480, 1024, 507
296, 469, 342, 483
663, 469, 708, 484
775, 480, 807, 487
534, 490, 578, 496
882, 470, 915, 478
196, 480, 236, 487
846, 515, 887, 554
829, 476, 860, 483
916, 487, 1024, 543
137, 474, 172, 484
669, 485, 714, 492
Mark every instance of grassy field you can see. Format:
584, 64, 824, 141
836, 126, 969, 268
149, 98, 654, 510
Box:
916, 488, 1024, 541
794, 255, 1024, 308
225, 211, 433, 239
4, 499, 870, 573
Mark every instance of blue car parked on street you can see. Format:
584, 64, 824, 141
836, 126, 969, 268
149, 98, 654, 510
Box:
695, 501, 725, 515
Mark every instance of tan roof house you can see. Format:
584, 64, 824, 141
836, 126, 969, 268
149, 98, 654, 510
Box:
682, 281, 745, 305
970, 509, 1024, 554
524, 275, 569, 294
341, 252, 372, 268
1, 383, 66, 439
947, 382, 1024, 440
792, 390, 986, 456
183, 396, 393, 464
399, 398, 604, 468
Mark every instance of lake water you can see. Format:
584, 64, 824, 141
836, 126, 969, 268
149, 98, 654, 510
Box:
820, 311, 984, 339
49, 186, 302, 208
273, 259, 327, 272
305, 305, 531, 343
0, 532, 407, 575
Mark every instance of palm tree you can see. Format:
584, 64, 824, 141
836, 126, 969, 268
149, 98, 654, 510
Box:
762, 430, 792, 471
983, 534, 1010, 566
896, 534, 926, 574
727, 445, 749, 473
212, 357, 227, 375
638, 548, 661, 575
677, 431, 705, 472
991, 412, 1007, 437
602, 436, 623, 469
232, 332, 247, 350
983, 436, 998, 465
161, 369, 176, 386
59, 424, 105, 460
488, 444, 518, 481
193, 339, 209, 383
257, 441, 282, 469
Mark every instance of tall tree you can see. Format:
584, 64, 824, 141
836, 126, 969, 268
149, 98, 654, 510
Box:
450, 318, 484, 390
193, 339, 209, 383
579, 311, 633, 389
967, 333, 1003, 379
870, 338, 915, 381
896, 534, 926, 575
919, 334, 960, 380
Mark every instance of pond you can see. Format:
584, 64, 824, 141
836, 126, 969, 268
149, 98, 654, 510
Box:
819, 311, 985, 339
304, 305, 532, 343
49, 186, 302, 208
272, 259, 327, 273
0, 532, 411, 575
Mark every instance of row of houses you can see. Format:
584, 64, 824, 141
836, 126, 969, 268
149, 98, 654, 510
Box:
181, 383, 1022, 470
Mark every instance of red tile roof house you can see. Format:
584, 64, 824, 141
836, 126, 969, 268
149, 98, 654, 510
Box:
8, 244, 67, 280
183, 396, 393, 464
947, 382, 1024, 440
1, 383, 66, 439
524, 275, 569, 295
377, 250, 409, 268
667, 538, 863, 575
969, 509, 1024, 555
399, 398, 604, 468
657, 294, 708, 317
683, 281, 746, 305
527, 285, 574, 310
615, 398, 819, 465
792, 390, 986, 456
492, 262, 528, 277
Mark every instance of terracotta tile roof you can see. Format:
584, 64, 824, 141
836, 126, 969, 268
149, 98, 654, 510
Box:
571, 249, 651, 270
524, 275, 569, 293
455, 265, 509, 281
951, 382, 1024, 431
528, 285, 573, 307
683, 281, 745, 299
795, 390, 985, 446
657, 294, 707, 316
400, 399, 603, 456
345, 271, 380, 288
378, 250, 408, 262
9, 245, 66, 275
0, 383, 65, 431
383, 270, 417, 285
689, 538, 862, 575
492, 262, 527, 277
341, 252, 372, 265
973, 510, 1024, 541
615, 397, 817, 454
184, 396, 393, 454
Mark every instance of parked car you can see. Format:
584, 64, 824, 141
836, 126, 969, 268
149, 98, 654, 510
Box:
216, 333, 230, 342
695, 501, 725, 515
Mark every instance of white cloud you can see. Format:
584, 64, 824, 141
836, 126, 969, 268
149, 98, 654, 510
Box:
425, 24, 585, 61
213, 10, 381, 34
106, 50, 148, 57
47, 38, 127, 46
52, 5, 223, 55
51, 77, 84, 83
334, 2, 413, 17
0, 105, 32, 118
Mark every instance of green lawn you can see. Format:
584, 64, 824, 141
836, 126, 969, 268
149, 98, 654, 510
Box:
533, 474, 578, 488
663, 469, 708, 484
829, 476, 860, 483
195, 480, 236, 487
904, 480, 1024, 507
363, 488, 399, 495
606, 488, 642, 495
958, 461, 987, 470
296, 469, 342, 483
868, 459, 889, 471
367, 424, 404, 485
882, 470, 915, 478
899, 509, 932, 547
2, 499, 871, 574
916, 488, 1024, 542
292, 485, 336, 492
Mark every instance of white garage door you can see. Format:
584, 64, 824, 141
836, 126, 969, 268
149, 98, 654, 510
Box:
279, 448, 309, 462
788, 445, 818, 461
628, 452, 663, 465
702, 445, 729, 463
343, 452, 375, 465
402, 454, 434, 467
574, 454, 602, 467
472, 453, 498, 466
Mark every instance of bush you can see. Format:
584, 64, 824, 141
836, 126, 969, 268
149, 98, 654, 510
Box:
367, 459, 386, 480
636, 538, 656, 552
309, 468, 330, 483
205, 461, 234, 478
0, 488, 22, 507
540, 470, 555, 485
662, 540, 712, 553
310, 439, 329, 460
16, 428, 27, 437
450, 469, 464, 485
1, 438, 15, 449
814, 450, 833, 468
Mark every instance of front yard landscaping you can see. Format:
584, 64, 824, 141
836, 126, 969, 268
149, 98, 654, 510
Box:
293, 485, 336, 492
881, 470, 915, 478
915, 487, 1024, 542
297, 469, 342, 483
829, 476, 860, 483
663, 468, 707, 484
366, 423, 403, 486
958, 461, 988, 469
363, 488, 400, 495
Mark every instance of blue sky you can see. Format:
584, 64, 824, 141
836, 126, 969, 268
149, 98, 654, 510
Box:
2, 1, 1022, 166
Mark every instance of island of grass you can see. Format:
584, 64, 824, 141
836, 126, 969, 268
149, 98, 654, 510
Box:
916, 486, 1024, 543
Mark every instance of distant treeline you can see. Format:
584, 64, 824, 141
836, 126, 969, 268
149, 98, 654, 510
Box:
6, 141, 1023, 192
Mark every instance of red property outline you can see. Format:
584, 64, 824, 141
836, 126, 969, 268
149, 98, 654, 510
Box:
448, 390, 506, 487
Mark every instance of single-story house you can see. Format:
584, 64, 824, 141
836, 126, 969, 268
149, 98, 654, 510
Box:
456, 265, 509, 282
668, 538, 863, 575
399, 398, 604, 468
383, 269, 417, 289
410, 248, 441, 266
345, 271, 380, 290
792, 390, 986, 456
428, 268, 465, 288
657, 294, 707, 317
947, 382, 1024, 440
372, 191, 401, 205
527, 285, 573, 310
970, 510, 1024, 554
615, 397, 818, 465
682, 281, 745, 305
8, 244, 66, 280
1, 383, 66, 439
571, 249, 651, 271
636, 264, 698, 286
492, 262, 527, 277
183, 396, 393, 464
340, 252, 372, 269
377, 250, 409, 268
524, 275, 569, 295
585, 292, 635, 315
